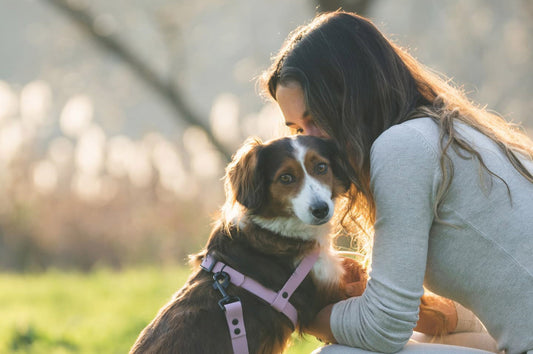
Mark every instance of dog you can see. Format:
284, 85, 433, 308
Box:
129, 135, 365, 353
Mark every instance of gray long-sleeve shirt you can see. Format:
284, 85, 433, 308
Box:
331, 118, 533, 354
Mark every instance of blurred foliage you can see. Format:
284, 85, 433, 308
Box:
0, 137, 214, 271
0, 184, 211, 271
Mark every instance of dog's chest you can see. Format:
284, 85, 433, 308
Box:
310, 248, 344, 287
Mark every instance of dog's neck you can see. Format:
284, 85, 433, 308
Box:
221, 215, 317, 258
248, 215, 332, 246
244, 215, 344, 299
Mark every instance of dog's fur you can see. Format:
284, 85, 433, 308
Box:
129, 135, 365, 353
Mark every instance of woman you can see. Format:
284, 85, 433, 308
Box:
261, 11, 533, 354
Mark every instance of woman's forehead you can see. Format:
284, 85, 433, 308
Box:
275, 81, 304, 101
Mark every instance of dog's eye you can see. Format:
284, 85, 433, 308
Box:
279, 174, 295, 185
315, 163, 328, 175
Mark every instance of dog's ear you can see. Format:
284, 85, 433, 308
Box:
224, 137, 265, 212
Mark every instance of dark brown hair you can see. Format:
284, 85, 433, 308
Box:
261, 11, 533, 253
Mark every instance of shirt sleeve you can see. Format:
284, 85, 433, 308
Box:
330, 124, 441, 353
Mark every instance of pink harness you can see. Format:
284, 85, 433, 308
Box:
200, 248, 320, 354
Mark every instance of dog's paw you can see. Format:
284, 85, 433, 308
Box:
340, 257, 367, 298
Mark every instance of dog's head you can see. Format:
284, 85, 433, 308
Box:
224, 135, 350, 230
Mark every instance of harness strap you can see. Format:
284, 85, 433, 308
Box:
271, 249, 320, 317
223, 301, 248, 354
201, 248, 321, 354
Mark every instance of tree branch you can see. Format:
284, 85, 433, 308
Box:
43, 0, 232, 161
315, 0, 371, 15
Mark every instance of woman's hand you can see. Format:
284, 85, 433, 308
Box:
305, 304, 337, 344
416, 293, 458, 335
341, 257, 367, 298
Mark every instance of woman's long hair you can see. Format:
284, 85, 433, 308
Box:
261, 11, 533, 256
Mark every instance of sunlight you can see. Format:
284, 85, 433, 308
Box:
0, 120, 24, 163
48, 137, 74, 166
75, 124, 106, 175
210, 93, 240, 148
106, 135, 153, 187
152, 139, 185, 185
33, 160, 58, 194
72, 172, 101, 201
107, 135, 134, 178
183, 126, 222, 178
127, 142, 152, 188
60, 95, 94, 138
242, 102, 284, 140
20, 80, 52, 127
0, 81, 17, 121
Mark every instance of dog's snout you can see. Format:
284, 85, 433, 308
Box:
310, 202, 329, 220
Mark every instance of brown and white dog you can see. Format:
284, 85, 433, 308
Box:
129, 135, 364, 354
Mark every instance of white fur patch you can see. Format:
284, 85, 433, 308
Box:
312, 246, 345, 288
290, 139, 334, 225
249, 215, 330, 240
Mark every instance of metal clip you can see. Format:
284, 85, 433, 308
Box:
213, 271, 231, 289
212, 271, 239, 310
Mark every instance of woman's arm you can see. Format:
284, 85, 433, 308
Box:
306, 290, 459, 343
327, 123, 442, 352
340, 257, 459, 336
306, 304, 337, 344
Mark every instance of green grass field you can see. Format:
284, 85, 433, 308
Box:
0, 267, 321, 353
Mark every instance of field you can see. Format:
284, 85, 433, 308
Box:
0, 267, 321, 353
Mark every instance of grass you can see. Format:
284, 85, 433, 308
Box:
0, 266, 321, 353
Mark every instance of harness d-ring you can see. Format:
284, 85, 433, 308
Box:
211, 268, 248, 353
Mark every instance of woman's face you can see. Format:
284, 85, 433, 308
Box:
275, 82, 328, 138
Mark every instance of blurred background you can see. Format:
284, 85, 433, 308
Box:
0, 0, 531, 352
1, 0, 531, 272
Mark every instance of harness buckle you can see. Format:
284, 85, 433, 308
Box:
200, 254, 216, 273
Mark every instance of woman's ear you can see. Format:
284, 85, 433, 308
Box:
224, 137, 265, 212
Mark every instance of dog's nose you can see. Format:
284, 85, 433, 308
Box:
311, 202, 329, 219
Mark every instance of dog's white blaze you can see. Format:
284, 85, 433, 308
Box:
290, 139, 334, 225
287, 140, 343, 285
